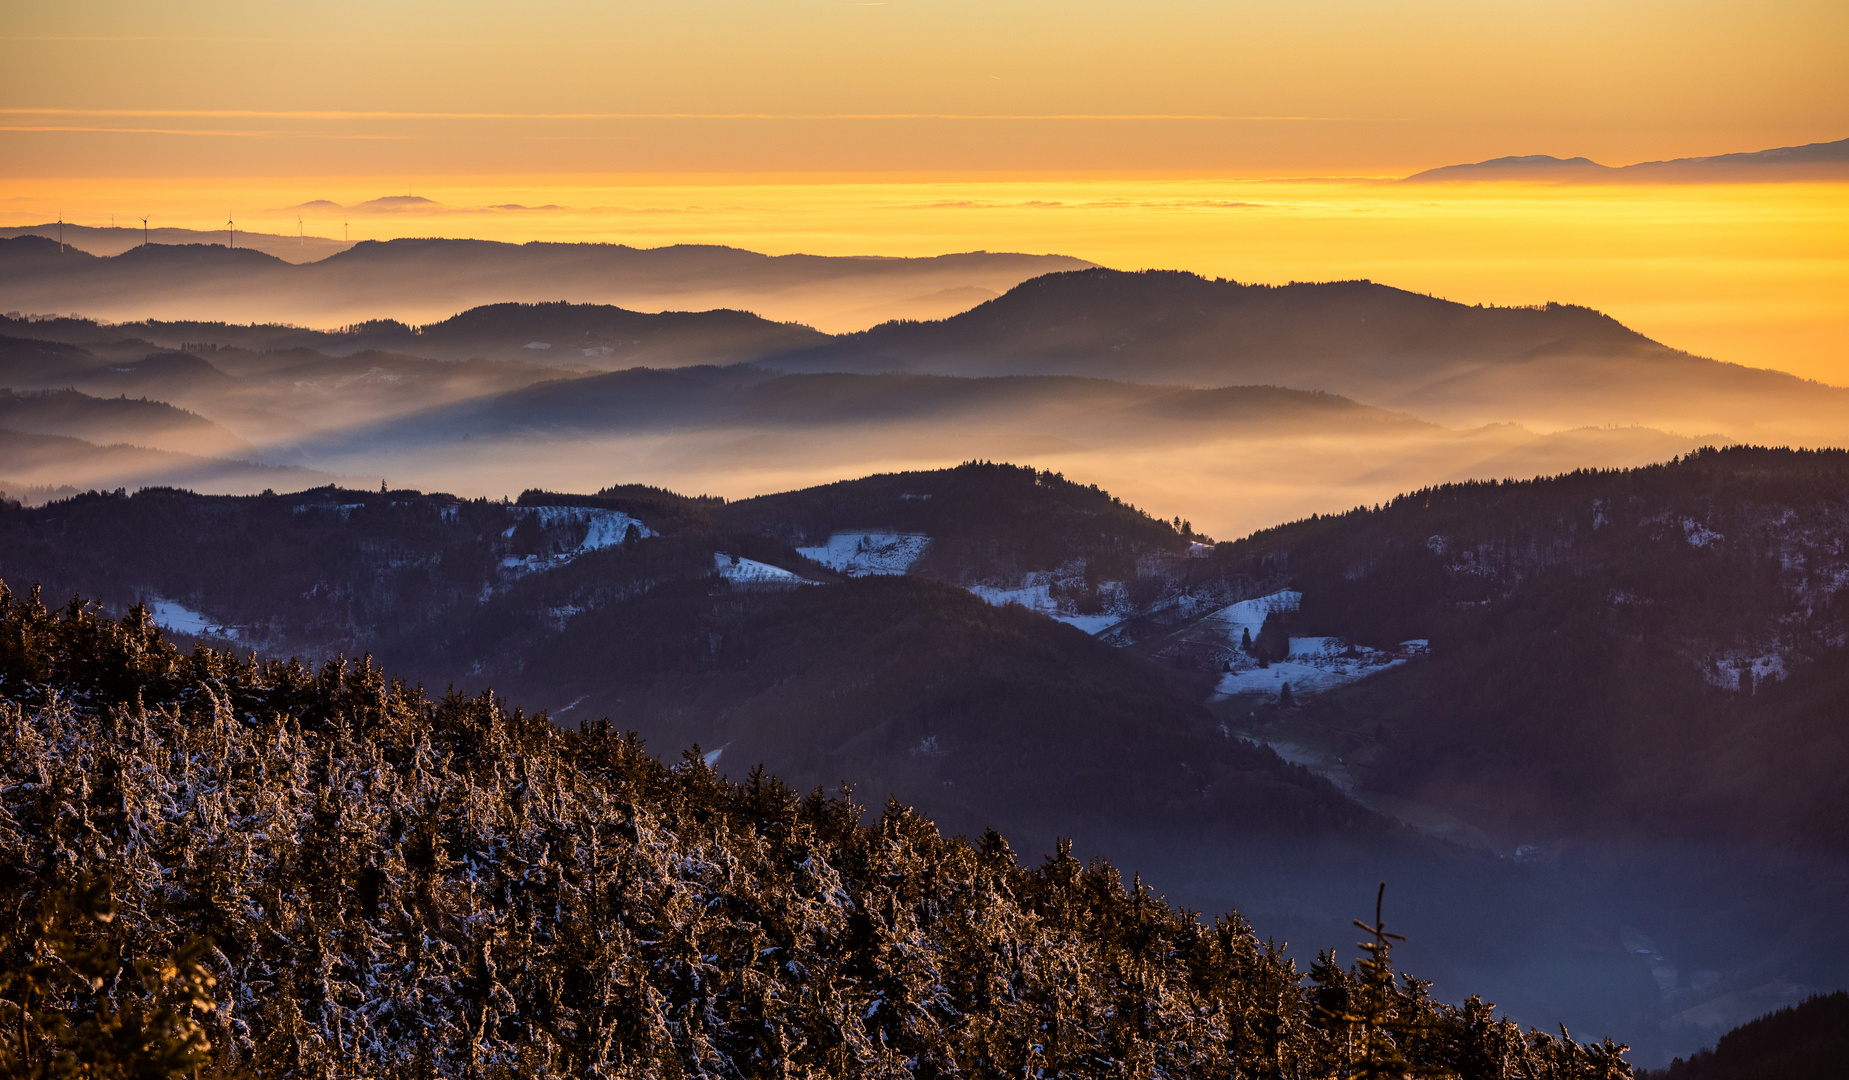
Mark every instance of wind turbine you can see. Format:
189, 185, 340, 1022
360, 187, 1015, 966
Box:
297, 213, 304, 249
140, 216, 149, 247
226, 211, 236, 249
56, 210, 64, 253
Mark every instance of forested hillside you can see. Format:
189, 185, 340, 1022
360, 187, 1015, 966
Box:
719, 462, 1199, 583
2, 453, 1844, 1066
0, 467, 1318, 854
0, 589, 1636, 1078
1211, 446, 1849, 846
1640, 992, 1849, 1080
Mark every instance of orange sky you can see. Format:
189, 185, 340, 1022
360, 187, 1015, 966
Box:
5, 0, 1845, 175
3, 1, 1846, 381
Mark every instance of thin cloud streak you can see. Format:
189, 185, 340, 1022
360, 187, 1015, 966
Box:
0, 126, 417, 139
0, 108, 1374, 122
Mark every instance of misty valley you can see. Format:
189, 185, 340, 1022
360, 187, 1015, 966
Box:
1, 230, 1846, 1078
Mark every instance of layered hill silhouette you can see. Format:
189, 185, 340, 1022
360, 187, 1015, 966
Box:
0, 428, 344, 502
0, 234, 1090, 332
0, 388, 251, 458
9, 259, 1842, 444
1402, 136, 1849, 183
775, 269, 1849, 441
0, 307, 1740, 534
0, 220, 350, 262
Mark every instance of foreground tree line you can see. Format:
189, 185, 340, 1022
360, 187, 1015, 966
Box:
0, 587, 1631, 1078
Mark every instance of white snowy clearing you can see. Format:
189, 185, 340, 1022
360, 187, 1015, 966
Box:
499, 507, 654, 575
714, 554, 812, 586
1701, 651, 1789, 691
1199, 590, 1410, 696
146, 600, 240, 641
1200, 590, 1300, 644
967, 582, 1123, 635
795, 531, 930, 576
293, 503, 367, 519
508, 506, 653, 549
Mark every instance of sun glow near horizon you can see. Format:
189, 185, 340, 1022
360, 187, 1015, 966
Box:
6, 0, 1845, 381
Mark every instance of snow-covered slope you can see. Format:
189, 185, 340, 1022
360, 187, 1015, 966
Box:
795, 531, 929, 576
1194, 590, 1410, 696
967, 580, 1124, 635
499, 506, 652, 575
146, 599, 241, 641
715, 553, 811, 586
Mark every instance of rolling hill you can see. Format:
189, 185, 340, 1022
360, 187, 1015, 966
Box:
773, 269, 1849, 442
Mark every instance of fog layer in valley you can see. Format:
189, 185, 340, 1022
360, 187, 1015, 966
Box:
5, 256, 1841, 534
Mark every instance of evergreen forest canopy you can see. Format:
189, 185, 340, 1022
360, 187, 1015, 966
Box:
0, 591, 1635, 1078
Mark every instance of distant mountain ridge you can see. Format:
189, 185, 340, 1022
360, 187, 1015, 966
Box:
0, 234, 1092, 332
0, 222, 350, 262
1403, 136, 1849, 182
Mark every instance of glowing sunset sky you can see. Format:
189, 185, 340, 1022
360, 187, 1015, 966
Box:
3, 0, 1846, 379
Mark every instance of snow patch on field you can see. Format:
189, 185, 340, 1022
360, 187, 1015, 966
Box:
510, 506, 653, 550
967, 581, 1123, 635
796, 531, 929, 576
497, 507, 653, 578
715, 554, 811, 586
293, 502, 367, 519
1214, 639, 1407, 696
147, 600, 240, 641
1196, 590, 1410, 697
1201, 591, 1301, 643
1701, 651, 1788, 691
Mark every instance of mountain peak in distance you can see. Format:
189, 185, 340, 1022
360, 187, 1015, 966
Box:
1402, 136, 1849, 183
350, 195, 446, 212
274, 195, 447, 213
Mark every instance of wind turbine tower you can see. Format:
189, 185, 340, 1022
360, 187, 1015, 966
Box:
140, 217, 149, 247
57, 211, 64, 253
227, 211, 236, 249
